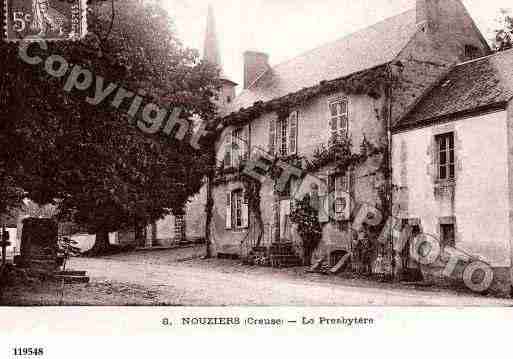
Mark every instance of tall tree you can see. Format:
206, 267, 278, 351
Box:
0, 0, 220, 255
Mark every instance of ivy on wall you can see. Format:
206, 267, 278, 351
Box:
207, 61, 407, 277
240, 175, 264, 247
220, 65, 392, 129
289, 194, 322, 265
306, 136, 384, 175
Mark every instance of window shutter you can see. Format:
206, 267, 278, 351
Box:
232, 129, 240, 168
329, 103, 337, 142
224, 131, 232, 168
318, 184, 329, 223
279, 118, 288, 157
225, 192, 232, 229
241, 189, 249, 229
349, 171, 355, 191
328, 99, 349, 143
319, 195, 330, 223
269, 118, 276, 155
289, 111, 298, 155
340, 99, 348, 139
329, 118, 335, 135
340, 115, 348, 139
334, 176, 342, 221
243, 126, 250, 161
231, 130, 236, 165
335, 175, 351, 221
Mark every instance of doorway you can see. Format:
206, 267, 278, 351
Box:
279, 199, 291, 242
400, 220, 424, 282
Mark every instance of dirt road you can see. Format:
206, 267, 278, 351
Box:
68, 247, 513, 306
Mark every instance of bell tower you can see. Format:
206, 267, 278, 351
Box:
204, 4, 237, 109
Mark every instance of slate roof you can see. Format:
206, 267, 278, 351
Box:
394, 49, 513, 131
222, 9, 418, 117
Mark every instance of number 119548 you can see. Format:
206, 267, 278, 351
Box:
13, 348, 44, 356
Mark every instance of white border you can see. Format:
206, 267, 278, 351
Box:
3, 0, 88, 42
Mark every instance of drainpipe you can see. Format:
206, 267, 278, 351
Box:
386, 61, 404, 280
205, 174, 213, 258
386, 68, 394, 279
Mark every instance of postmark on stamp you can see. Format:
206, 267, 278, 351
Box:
4, 0, 87, 41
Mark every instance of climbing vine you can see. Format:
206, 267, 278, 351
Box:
306, 136, 384, 175
221, 65, 393, 129
289, 194, 322, 265
240, 174, 265, 247
209, 61, 404, 276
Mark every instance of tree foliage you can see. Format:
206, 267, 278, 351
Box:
0, 0, 220, 254
492, 8, 513, 52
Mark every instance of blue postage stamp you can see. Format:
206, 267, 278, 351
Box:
4, 0, 87, 41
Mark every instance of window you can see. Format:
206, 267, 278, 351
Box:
329, 98, 348, 142
269, 111, 298, 157
280, 117, 288, 156
334, 175, 348, 213
333, 174, 351, 221
232, 189, 243, 229
436, 133, 455, 181
464, 45, 480, 61
226, 96, 232, 103
232, 127, 244, 166
226, 189, 248, 230
233, 128, 243, 142
289, 112, 298, 154
225, 127, 247, 168
440, 223, 455, 248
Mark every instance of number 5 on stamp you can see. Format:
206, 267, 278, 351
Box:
4, 0, 87, 41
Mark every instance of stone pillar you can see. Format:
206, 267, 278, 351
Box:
175, 215, 186, 243
145, 223, 155, 248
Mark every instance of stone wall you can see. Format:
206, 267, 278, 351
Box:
152, 183, 207, 246
393, 0, 490, 124
210, 180, 248, 255
212, 90, 387, 259
184, 184, 207, 241
392, 110, 511, 267
209, 0, 492, 262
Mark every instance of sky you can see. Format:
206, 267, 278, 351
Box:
162, 0, 512, 93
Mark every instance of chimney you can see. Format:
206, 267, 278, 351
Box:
416, 0, 440, 32
243, 51, 269, 89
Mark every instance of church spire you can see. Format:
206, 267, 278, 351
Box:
203, 4, 237, 107
203, 4, 222, 71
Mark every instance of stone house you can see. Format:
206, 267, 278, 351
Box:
206, 0, 491, 271
392, 48, 513, 291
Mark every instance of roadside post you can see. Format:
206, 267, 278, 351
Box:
1, 225, 9, 266
0, 226, 10, 267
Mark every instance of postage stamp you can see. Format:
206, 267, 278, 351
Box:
3, 0, 87, 41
